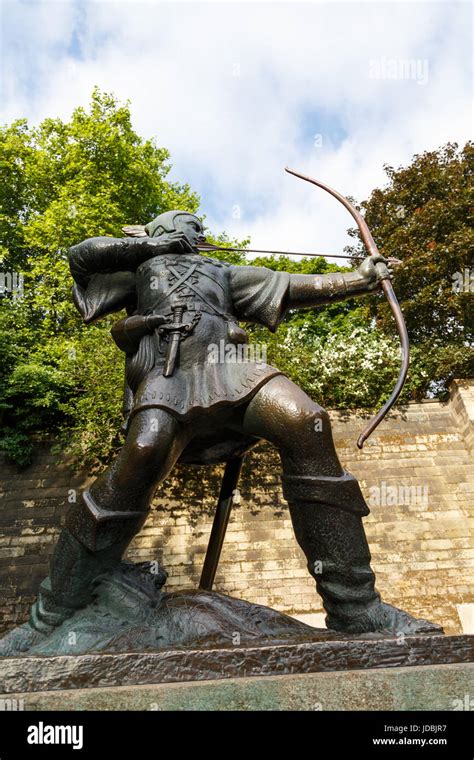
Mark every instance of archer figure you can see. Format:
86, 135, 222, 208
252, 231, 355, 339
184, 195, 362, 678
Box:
8, 192, 443, 651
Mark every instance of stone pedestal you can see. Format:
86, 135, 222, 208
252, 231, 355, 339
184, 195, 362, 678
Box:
1, 634, 472, 711
2, 663, 472, 712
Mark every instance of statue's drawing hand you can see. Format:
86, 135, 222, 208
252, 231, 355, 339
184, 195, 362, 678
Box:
152, 231, 196, 255
358, 253, 394, 292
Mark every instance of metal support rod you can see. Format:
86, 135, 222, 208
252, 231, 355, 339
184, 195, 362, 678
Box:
199, 456, 244, 591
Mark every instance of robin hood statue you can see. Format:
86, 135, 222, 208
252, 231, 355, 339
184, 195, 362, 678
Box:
4, 176, 443, 652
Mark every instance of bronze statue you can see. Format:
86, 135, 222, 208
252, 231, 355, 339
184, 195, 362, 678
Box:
2, 172, 443, 655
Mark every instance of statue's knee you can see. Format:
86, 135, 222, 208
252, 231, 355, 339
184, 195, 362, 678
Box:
129, 432, 161, 468
293, 402, 330, 438
126, 410, 176, 470
312, 406, 331, 436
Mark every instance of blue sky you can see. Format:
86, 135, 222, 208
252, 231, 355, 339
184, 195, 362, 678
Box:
1, 0, 472, 256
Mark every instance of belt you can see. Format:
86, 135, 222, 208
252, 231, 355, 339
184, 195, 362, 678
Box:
149, 300, 235, 323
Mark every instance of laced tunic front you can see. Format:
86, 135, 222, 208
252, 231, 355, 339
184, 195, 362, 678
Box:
69, 240, 293, 422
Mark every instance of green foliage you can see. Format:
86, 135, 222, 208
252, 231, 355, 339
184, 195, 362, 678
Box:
52, 325, 126, 472
345, 142, 473, 369
0, 89, 247, 467
248, 321, 471, 411
249, 144, 473, 408
0, 428, 34, 469
1, 90, 471, 469
1, 88, 201, 336
0, 89, 197, 464
248, 254, 369, 340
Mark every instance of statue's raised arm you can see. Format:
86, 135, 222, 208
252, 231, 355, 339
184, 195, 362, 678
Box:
69, 228, 195, 323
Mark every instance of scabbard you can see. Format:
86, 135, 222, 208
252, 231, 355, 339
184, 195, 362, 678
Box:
163, 333, 181, 377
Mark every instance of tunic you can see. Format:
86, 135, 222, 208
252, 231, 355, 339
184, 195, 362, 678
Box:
69, 239, 292, 423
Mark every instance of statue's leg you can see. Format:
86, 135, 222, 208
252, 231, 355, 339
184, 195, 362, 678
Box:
237, 376, 443, 635
30, 408, 191, 634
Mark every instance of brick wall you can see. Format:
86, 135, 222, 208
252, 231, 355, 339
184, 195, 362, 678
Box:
1, 381, 473, 635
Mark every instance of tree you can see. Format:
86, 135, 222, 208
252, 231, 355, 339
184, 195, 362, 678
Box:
1, 88, 200, 329
0, 89, 218, 466
345, 142, 473, 395
1, 90, 255, 467
1, 92, 471, 468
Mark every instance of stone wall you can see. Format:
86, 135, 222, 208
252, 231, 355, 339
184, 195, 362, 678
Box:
1, 381, 473, 636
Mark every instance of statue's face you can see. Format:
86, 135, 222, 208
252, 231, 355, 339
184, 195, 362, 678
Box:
173, 214, 205, 247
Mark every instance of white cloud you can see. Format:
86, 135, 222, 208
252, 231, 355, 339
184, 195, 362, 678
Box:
1, 0, 472, 257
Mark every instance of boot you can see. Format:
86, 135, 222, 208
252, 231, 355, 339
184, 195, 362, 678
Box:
31, 490, 148, 634
282, 472, 444, 635
0, 490, 148, 656
30, 529, 131, 633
